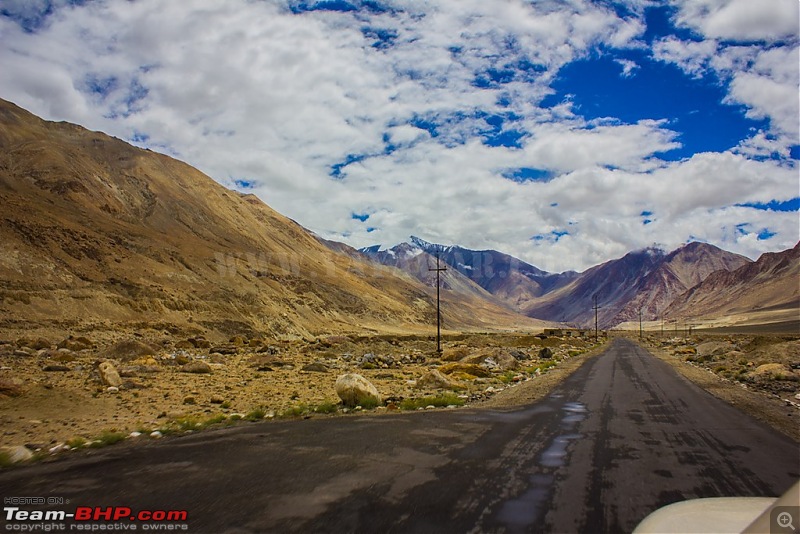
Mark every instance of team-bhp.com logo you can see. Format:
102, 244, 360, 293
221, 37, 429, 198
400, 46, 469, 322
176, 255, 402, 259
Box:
4, 505, 189, 531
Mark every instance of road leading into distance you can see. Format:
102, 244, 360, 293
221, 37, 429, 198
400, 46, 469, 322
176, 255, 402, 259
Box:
1, 338, 797, 533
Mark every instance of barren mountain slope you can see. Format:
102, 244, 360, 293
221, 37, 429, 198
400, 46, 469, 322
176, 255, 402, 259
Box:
0, 98, 542, 339
522, 243, 751, 328
610, 242, 751, 324
664, 242, 800, 327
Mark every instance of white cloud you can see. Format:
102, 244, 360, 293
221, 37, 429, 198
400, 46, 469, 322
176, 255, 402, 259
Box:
671, 0, 799, 42
0, 0, 796, 273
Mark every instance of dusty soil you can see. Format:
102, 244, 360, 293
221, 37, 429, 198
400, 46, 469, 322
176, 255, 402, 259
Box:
0, 329, 603, 459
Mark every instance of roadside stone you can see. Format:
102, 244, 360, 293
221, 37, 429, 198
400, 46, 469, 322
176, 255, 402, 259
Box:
180, 361, 212, 374
416, 369, 462, 390
335, 373, 381, 408
149, 431, 163, 439
98, 362, 123, 387
438, 362, 491, 378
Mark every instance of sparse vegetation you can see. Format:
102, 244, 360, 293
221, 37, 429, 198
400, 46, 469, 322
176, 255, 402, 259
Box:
89, 430, 127, 448
400, 393, 465, 411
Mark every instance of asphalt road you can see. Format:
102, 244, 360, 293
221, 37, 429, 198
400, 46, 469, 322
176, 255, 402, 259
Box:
1, 338, 797, 533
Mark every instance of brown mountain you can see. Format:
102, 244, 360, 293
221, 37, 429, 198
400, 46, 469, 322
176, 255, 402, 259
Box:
0, 98, 543, 339
520, 242, 750, 328
609, 242, 751, 325
663, 242, 800, 329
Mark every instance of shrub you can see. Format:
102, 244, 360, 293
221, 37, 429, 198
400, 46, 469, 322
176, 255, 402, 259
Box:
89, 431, 127, 448
245, 407, 267, 421
313, 400, 339, 414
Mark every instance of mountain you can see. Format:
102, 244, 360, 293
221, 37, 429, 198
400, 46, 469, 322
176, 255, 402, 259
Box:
524, 243, 751, 328
0, 98, 543, 339
365, 238, 755, 329
362, 237, 578, 312
607, 242, 752, 325
663, 242, 799, 328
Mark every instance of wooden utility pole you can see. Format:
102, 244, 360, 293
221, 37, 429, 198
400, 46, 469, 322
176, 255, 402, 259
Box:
592, 294, 601, 342
639, 309, 643, 341
428, 251, 447, 353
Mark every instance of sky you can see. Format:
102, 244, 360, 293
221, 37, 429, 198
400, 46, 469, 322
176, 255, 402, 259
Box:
0, 0, 798, 272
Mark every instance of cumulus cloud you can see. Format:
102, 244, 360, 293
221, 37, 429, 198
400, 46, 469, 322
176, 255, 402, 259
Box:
0, 0, 796, 272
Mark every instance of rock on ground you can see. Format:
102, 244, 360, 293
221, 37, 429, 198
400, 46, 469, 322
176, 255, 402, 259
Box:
335, 373, 381, 407
98, 362, 123, 387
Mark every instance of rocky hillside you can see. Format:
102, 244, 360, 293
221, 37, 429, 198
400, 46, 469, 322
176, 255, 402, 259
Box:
663, 242, 799, 328
0, 98, 543, 339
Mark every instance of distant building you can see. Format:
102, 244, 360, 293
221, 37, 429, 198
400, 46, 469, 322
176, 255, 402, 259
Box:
543, 328, 592, 338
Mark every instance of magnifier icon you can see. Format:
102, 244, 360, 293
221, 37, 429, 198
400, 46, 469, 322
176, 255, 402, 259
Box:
777, 511, 795, 530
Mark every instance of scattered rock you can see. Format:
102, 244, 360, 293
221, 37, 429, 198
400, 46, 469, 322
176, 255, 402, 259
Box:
103, 340, 156, 362
0, 378, 24, 398
416, 369, 462, 390
188, 337, 211, 349
149, 431, 163, 439
17, 337, 51, 350
42, 365, 70, 372
210, 395, 225, 404
208, 346, 237, 355
496, 352, 520, 371
438, 362, 490, 378
49, 350, 77, 363
180, 361, 212, 374
57, 336, 93, 351
107, 386, 120, 394
98, 361, 123, 387
301, 362, 329, 373
335, 373, 381, 407
538, 347, 554, 359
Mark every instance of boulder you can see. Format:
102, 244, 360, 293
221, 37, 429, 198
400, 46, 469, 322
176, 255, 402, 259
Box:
438, 362, 490, 378
496, 352, 520, 371
180, 361, 212, 374
98, 362, 123, 387
103, 340, 156, 362
538, 347, 554, 359
301, 362, 329, 373
335, 373, 381, 407
416, 369, 462, 390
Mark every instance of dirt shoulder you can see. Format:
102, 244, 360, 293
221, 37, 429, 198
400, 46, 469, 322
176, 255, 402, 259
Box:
479, 341, 609, 409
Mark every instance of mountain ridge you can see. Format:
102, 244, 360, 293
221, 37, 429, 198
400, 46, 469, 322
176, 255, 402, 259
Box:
361, 237, 773, 329
0, 97, 545, 339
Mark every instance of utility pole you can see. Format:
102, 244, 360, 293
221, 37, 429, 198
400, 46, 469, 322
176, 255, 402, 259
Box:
592, 294, 601, 342
639, 308, 643, 341
428, 251, 447, 353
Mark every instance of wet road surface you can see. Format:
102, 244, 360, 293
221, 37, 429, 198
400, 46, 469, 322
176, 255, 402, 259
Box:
1, 338, 797, 533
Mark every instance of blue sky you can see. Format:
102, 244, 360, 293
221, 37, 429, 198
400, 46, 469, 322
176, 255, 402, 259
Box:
0, 0, 797, 271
